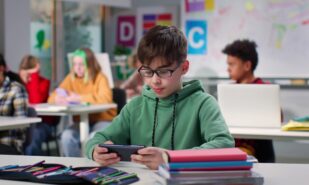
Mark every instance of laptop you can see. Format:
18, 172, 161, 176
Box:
217, 84, 281, 128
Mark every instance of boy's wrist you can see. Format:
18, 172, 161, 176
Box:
161, 149, 170, 164
89, 145, 97, 160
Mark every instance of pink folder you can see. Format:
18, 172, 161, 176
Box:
167, 148, 247, 162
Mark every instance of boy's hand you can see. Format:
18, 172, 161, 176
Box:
92, 141, 120, 166
55, 94, 68, 105
131, 147, 167, 170
19, 70, 29, 83
27, 63, 40, 74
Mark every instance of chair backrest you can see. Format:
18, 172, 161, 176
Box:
27, 107, 37, 117
95, 53, 114, 88
67, 52, 114, 88
112, 88, 127, 114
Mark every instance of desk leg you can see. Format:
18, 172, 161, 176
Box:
80, 113, 89, 156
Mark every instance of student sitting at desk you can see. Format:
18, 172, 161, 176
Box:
222, 39, 275, 162
86, 25, 234, 170
19, 55, 58, 155
0, 53, 28, 153
48, 48, 116, 157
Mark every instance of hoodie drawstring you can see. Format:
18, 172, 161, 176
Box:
151, 94, 178, 150
171, 93, 178, 150
152, 98, 159, 147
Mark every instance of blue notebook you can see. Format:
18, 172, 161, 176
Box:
166, 160, 253, 171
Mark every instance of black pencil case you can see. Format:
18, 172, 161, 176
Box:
0, 163, 139, 185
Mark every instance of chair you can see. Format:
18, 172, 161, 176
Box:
95, 53, 114, 88
112, 88, 127, 114
96, 54, 127, 113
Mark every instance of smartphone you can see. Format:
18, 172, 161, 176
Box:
98, 144, 145, 161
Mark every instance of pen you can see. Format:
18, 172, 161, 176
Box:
0, 165, 19, 171
33, 166, 62, 176
94, 176, 112, 184
20, 160, 45, 172
37, 167, 71, 178
114, 173, 137, 181
26, 167, 44, 173
76, 167, 99, 176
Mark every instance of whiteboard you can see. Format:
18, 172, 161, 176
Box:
181, 0, 309, 78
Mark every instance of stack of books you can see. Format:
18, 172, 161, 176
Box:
158, 148, 264, 185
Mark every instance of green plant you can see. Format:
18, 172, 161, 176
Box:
113, 45, 131, 56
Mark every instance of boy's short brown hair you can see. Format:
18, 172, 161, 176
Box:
137, 25, 187, 66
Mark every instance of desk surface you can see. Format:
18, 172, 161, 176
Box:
229, 127, 309, 141
0, 155, 309, 185
0, 117, 41, 131
33, 103, 117, 116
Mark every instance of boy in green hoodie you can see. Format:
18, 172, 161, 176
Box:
85, 25, 234, 169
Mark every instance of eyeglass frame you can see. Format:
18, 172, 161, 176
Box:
137, 63, 181, 78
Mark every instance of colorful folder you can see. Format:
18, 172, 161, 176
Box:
166, 148, 247, 163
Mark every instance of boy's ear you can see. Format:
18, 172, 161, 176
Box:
181, 60, 189, 74
244, 60, 252, 72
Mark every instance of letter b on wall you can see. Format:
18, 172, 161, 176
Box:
117, 16, 136, 47
186, 20, 207, 55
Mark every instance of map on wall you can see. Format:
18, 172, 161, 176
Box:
182, 0, 309, 78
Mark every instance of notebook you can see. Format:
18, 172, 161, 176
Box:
165, 160, 253, 171
166, 148, 247, 163
217, 84, 281, 128
157, 169, 264, 185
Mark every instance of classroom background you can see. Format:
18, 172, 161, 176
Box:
1, 0, 309, 162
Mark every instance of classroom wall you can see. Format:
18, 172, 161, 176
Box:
3, 0, 31, 71
181, 0, 309, 78
104, 0, 181, 59
0, 0, 4, 54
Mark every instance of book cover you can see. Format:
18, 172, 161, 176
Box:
166, 160, 253, 171
166, 148, 247, 163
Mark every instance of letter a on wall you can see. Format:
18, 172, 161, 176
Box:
117, 16, 136, 47
186, 20, 207, 55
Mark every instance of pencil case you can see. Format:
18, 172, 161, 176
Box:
0, 163, 139, 185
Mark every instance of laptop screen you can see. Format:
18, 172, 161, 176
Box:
217, 84, 281, 128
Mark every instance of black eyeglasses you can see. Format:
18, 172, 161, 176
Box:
138, 64, 180, 78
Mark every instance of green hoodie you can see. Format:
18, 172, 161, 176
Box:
85, 80, 234, 159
